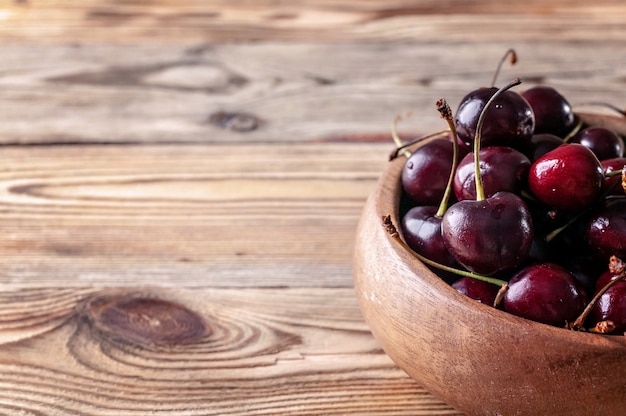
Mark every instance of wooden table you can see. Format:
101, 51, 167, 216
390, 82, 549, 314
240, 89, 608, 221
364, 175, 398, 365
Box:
0, 1, 624, 414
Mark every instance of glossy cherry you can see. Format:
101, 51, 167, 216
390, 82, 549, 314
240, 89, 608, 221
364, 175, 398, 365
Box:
528, 143, 604, 212
521, 85, 575, 138
455, 87, 535, 151
503, 263, 586, 327
571, 126, 624, 161
454, 146, 530, 201
402, 138, 458, 206
590, 280, 626, 333
585, 197, 626, 262
595, 269, 623, 293
441, 191, 533, 275
452, 277, 499, 305
401, 205, 459, 280
601, 157, 626, 195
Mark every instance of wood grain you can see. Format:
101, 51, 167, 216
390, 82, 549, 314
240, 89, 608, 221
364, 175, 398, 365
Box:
0, 143, 389, 289
0, 42, 624, 146
0, 1, 624, 414
1, 0, 626, 43
0, 286, 463, 415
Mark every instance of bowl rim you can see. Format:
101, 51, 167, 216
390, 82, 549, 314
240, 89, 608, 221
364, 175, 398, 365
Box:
376, 112, 626, 346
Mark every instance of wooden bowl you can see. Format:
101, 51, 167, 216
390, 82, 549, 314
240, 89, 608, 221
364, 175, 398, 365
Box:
353, 113, 626, 416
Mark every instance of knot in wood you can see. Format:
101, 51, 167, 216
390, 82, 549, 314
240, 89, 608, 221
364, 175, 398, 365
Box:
86, 294, 208, 347
208, 111, 261, 132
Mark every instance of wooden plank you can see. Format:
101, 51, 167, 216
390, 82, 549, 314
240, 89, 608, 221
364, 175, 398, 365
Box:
1, 0, 625, 43
0, 285, 463, 415
0, 2, 623, 415
0, 41, 624, 145
0, 143, 391, 288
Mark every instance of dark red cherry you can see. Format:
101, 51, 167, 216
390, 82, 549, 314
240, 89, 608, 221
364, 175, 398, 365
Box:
454, 146, 530, 201
571, 126, 624, 161
601, 157, 626, 195
595, 269, 622, 293
454, 87, 535, 151
401, 205, 459, 270
452, 277, 499, 305
590, 280, 626, 334
528, 143, 604, 212
402, 138, 459, 206
528, 133, 564, 162
521, 85, 575, 138
585, 197, 626, 262
503, 263, 586, 327
441, 191, 533, 275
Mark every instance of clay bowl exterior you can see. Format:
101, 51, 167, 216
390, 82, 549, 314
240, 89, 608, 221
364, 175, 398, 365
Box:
353, 113, 626, 416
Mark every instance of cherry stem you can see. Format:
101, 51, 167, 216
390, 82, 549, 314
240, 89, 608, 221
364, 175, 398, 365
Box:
569, 256, 626, 331
490, 48, 517, 88
493, 283, 509, 308
544, 213, 581, 243
382, 215, 508, 288
473, 78, 523, 201
434, 98, 459, 218
562, 117, 584, 143
388, 129, 451, 161
390, 112, 413, 159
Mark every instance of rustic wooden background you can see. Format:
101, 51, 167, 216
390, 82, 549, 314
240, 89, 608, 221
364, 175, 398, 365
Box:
0, 1, 624, 414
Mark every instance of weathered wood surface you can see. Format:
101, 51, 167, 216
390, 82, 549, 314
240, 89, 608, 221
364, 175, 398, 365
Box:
2, 0, 626, 43
0, 286, 457, 415
0, 143, 386, 289
0, 41, 624, 145
0, 1, 624, 415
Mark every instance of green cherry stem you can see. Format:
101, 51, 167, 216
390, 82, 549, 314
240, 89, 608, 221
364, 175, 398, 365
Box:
562, 117, 584, 143
382, 215, 508, 287
434, 98, 459, 218
472, 78, 523, 201
390, 112, 413, 159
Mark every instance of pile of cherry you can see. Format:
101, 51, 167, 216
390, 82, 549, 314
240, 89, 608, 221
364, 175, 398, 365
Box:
395, 53, 626, 334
